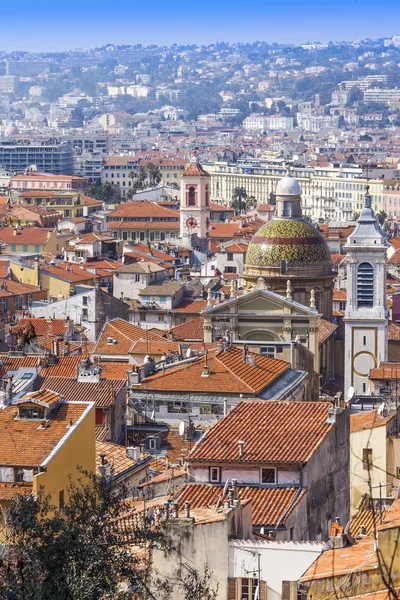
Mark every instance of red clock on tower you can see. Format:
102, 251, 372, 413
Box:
186, 217, 198, 229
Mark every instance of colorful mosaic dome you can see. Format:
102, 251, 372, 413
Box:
246, 218, 332, 269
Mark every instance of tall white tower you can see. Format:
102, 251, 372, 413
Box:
180, 156, 211, 247
344, 187, 389, 396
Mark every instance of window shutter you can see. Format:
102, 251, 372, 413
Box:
227, 578, 237, 600
259, 580, 268, 600
282, 580, 291, 600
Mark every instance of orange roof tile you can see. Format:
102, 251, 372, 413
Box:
333, 289, 347, 301
108, 201, 178, 220
171, 300, 208, 314
300, 537, 377, 582
0, 401, 92, 467
140, 347, 289, 395
13, 318, 68, 337
350, 411, 393, 433
175, 483, 306, 527
39, 376, 125, 407
168, 317, 204, 340
189, 400, 333, 463
318, 319, 338, 345
96, 441, 138, 475
181, 161, 210, 178
349, 507, 386, 537
93, 318, 163, 356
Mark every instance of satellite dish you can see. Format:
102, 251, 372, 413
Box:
347, 386, 355, 402
179, 421, 185, 436
377, 402, 385, 416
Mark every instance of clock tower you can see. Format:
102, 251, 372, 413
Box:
344, 186, 389, 396
180, 156, 211, 247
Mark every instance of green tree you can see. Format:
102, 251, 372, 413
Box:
0, 472, 164, 599
352, 211, 360, 221
146, 163, 162, 186
232, 186, 248, 213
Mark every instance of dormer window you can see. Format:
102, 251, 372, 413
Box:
19, 407, 45, 419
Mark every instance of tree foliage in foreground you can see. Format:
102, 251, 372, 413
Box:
0, 472, 163, 600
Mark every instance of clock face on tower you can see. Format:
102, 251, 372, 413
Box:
186, 216, 198, 230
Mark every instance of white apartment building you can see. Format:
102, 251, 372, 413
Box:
297, 114, 339, 132
205, 161, 384, 222
364, 88, 400, 103
243, 114, 293, 132
341, 75, 388, 91
331, 90, 349, 106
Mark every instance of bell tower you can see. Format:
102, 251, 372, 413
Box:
344, 187, 389, 396
180, 156, 210, 246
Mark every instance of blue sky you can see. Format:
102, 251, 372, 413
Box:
3, 0, 400, 52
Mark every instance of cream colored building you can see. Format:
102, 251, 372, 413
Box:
350, 409, 400, 514
205, 161, 384, 222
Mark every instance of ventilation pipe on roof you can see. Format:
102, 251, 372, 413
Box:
172, 502, 179, 519
185, 501, 191, 518
238, 440, 245, 459
242, 345, 248, 363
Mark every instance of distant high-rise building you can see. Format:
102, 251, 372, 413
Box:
0, 140, 73, 175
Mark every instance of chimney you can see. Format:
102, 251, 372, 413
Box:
51, 339, 59, 357
172, 502, 179, 519
126, 446, 141, 462
164, 502, 170, 520
100, 453, 106, 466
128, 366, 141, 386
246, 354, 256, 367
185, 501, 191, 518
238, 440, 245, 458
359, 525, 367, 536
242, 345, 248, 362
228, 488, 234, 507
231, 479, 238, 499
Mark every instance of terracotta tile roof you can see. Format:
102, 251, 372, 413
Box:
140, 282, 183, 296
0, 280, 42, 296
127, 242, 178, 262
0, 482, 32, 501
300, 537, 377, 581
164, 427, 201, 464
0, 401, 92, 467
189, 400, 333, 464
318, 319, 338, 345
167, 317, 205, 341
95, 426, 110, 441
130, 339, 209, 356
370, 360, 400, 380
139, 467, 186, 487
109, 220, 179, 231
96, 441, 138, 475
349, 508, 386, 537
140, 348, 289, 395
171, 300, 208, 314
0, 226, 54, 245
219, 242, 248, 253
376, 498, 400, 532
333, 289, 347, 301
39, 376, 125, 408
40, 263, 100, 284
13, 318, 68, 337
181, 161, 210, 178
350, 410, 393, 433
93, 318, 163, 356
35, 336, 84, 355
175, 483, 306, 527
108, 201, 179, 220
115, 261, 166, 274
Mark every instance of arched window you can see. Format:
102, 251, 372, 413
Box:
357, 262, 374, 307
188, 186, 196, 206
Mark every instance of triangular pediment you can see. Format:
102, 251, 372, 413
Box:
202, 288, 319, 317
